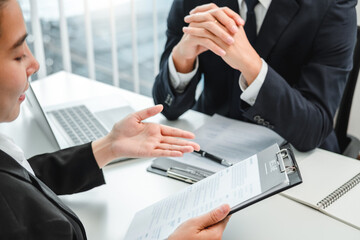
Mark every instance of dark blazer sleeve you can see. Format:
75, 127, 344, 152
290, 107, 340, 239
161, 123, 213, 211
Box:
243, 0, 357, 151
152, 0, 202, 120
28, 142, 105, 195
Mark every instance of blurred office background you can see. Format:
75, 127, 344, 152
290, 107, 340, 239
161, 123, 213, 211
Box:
20, 0, 171, 96
19, 0, 360, 142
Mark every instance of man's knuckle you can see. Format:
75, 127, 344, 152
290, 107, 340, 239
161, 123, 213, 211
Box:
204, 38, 212, 45
204, 12, 212, 19
222, 6, 230, 12
209, 3, 217, 8
204, 21, 212, 28
225, 18, 235, 26
221, 33, 228, 40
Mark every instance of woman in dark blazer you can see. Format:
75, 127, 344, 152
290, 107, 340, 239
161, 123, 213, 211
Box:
0, 0, 231, 239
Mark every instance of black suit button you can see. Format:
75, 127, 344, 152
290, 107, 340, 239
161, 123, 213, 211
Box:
164, 94, 173, 106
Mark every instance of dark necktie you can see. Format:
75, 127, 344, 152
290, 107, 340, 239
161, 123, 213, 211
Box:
244, 0, 259, 46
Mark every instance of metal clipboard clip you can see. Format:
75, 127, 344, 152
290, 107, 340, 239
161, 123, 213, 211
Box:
276, 148, 297, 174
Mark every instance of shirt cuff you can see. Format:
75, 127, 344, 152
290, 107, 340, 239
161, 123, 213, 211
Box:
239, 58, 268, 106
168, 53, 199, 93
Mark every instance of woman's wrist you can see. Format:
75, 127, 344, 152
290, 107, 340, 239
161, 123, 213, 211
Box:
92, 136, 115, 168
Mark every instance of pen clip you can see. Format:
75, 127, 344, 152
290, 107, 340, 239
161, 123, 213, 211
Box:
193, 150, 205, 157
169, 166, 211, 178
167, 168, 199, 183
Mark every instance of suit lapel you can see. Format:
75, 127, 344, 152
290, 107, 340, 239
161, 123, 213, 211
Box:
0, 150, 81, 224
255, 0, 299, 59
0, 150, 32, 181
27, 173, 80, 219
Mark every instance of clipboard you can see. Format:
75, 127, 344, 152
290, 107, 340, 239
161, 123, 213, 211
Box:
127, 144, 302, 239
147, 143, 302, 214
229, 143, 302, 215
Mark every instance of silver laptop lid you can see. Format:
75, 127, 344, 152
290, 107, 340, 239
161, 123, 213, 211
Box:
25, 83, 61, 150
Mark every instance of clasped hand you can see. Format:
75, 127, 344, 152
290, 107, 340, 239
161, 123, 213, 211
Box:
173, 3, 262, 84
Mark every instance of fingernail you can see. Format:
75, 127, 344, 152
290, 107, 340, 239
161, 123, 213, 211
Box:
182, 27, 190, 33
231, 25, 238, 33
227, 36, 234, 44
220, 50, 226, 56
238, 18, 245, 25
218, 205, 228, 215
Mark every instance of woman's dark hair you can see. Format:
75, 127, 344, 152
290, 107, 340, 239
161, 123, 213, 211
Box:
0, 0, 9, 11
0, 0, 7, 6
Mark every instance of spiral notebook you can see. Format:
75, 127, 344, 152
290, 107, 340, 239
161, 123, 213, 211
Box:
281, 149, 360, 230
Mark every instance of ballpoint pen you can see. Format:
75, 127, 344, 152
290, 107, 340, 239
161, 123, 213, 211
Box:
193, 149, 233, 167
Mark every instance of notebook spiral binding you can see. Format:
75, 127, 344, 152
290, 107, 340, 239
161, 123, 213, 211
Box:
316, 173, 360, 209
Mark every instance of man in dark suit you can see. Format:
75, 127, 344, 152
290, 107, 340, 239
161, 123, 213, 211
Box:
153, 0, 357, 153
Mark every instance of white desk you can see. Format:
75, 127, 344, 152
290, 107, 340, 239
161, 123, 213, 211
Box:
1, 71, 359, 240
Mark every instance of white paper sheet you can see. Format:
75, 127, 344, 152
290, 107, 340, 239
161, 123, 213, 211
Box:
124, 154, 261, 240
173, 114, 284, 172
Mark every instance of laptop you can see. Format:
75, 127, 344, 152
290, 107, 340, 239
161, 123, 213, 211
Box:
26, 83, 134, 151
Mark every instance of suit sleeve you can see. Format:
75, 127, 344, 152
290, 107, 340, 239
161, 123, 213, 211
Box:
243, 0, 357, 151
152, 0, 202, 120
28, 143, 105, 195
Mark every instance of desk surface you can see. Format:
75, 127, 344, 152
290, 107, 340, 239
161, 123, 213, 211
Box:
1, 71, 359, 239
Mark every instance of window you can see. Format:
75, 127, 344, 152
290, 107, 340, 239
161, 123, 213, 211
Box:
20, 0, 172, 96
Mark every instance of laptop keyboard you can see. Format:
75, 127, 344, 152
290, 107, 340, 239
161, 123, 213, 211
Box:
47, 105, 108, 145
